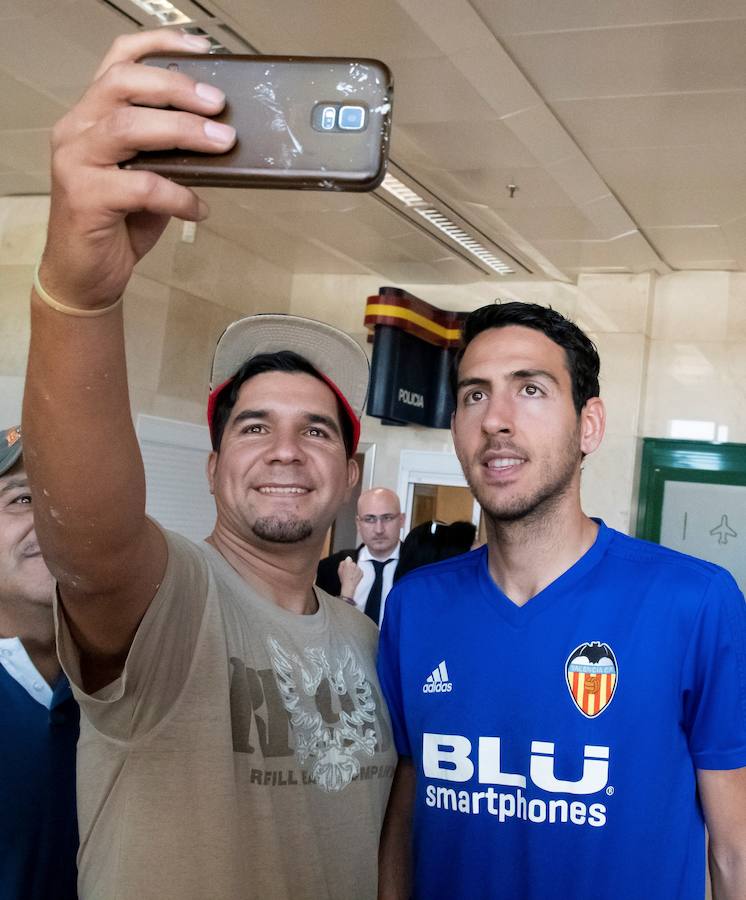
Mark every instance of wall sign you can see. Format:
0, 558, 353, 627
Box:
364, 287, 466, 429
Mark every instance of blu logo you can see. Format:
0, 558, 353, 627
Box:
423, 733, 610, 795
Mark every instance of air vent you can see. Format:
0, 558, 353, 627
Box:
375, 164, 532, 277
99, 0, 258, 53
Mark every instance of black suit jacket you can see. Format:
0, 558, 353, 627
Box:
315, 545, 363, 596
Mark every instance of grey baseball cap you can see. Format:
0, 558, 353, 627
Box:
0, 426, 23, 476
207, 314, 369, 451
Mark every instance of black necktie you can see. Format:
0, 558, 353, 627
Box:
365, 559, 393, 625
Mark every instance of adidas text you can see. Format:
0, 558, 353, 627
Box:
423, 682, 453, 693
423, 661, 453, 694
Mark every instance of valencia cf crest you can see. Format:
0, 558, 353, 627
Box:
565, 642, 618, 718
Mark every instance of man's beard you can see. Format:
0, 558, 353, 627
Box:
252, 516, 313, 543
466, 434, 581, 526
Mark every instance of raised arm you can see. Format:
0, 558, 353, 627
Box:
23, 30, 236, 687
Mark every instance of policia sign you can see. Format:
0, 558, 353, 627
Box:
365, 287, 466, 429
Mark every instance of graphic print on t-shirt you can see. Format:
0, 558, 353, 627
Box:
565, 642, 618, 718
268, 636, 379, 792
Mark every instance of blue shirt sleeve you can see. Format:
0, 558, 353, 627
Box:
377, 584, 412, 758
681, 569, 746, 770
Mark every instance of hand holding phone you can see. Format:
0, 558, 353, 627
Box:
39, 29, 228, 314
125, 54, 394, 191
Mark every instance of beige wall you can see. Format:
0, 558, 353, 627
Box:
290, 269, 746, 533
2, 195, 745, 536
0, 195, 293, 428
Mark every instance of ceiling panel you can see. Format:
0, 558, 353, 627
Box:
535, 231, 662, 274
499, 105, 580, 168
625, 184, 746, 230
0, 129, 51, 173
472, 0, 746, 34
254, 241, 370, 275
545, 155, 610, 207
213, 189, 369, 216
0, 0, 743, 280
0, 71, 67, 129
214, 0, 443, 61
432, 166, 580, 210
644, 225, 736, 269
35, 0, 136, 62
0, 0, 76, 21
497, 19, 746, 99
398, 120, 538, 170
587, 146, 746, 227
553, 92, 746, 150
0, 14, 102, 100
383, 55, 501, 125
361, 229, 456, 265
494, 206, 597, 241
588, 144, 746, 182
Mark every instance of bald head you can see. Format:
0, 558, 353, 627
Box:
356, 488, 404, 559
358, 488, 400, 517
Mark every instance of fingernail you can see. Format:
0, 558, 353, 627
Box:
204, 121, 236, 144
181, 33, 211, 50
195, 82, 225, 105
197, 199, 209, 220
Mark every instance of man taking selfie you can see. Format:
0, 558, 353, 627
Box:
23, 30, 393, 900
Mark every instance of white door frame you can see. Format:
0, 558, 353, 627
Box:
358, 441, 376, 491
397, 449, 480, 533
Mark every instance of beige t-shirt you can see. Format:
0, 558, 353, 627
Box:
56, 529, 396, 900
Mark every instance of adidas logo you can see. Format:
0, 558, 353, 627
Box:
422, 661, 453, 694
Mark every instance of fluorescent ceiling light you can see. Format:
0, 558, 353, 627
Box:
378, 172, 517, 275
128, 0, 191, 26
415, 209, 514, 274
125, 0, 230, 50
380, 174, 425, 207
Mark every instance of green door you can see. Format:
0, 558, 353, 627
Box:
636, 438, 746, 592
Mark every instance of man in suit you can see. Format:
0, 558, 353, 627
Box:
317, 487, 404, 626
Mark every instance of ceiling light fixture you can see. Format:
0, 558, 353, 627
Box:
119, 0, 256, 52
378, 169, 522, 276
415, 208, 515, 275
379, 174, 424, 207
127, 0, 191, 26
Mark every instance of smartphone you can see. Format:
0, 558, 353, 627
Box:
124, 54, 393, 191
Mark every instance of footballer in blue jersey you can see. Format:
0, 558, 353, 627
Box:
377, 302, 746, 899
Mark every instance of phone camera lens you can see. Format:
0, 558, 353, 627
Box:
338, 106, 366, 131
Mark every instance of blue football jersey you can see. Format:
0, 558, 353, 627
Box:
378, 522, 746, 900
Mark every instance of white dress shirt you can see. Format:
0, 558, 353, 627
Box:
351, 542, 401, 627
0, 636, 53, 708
